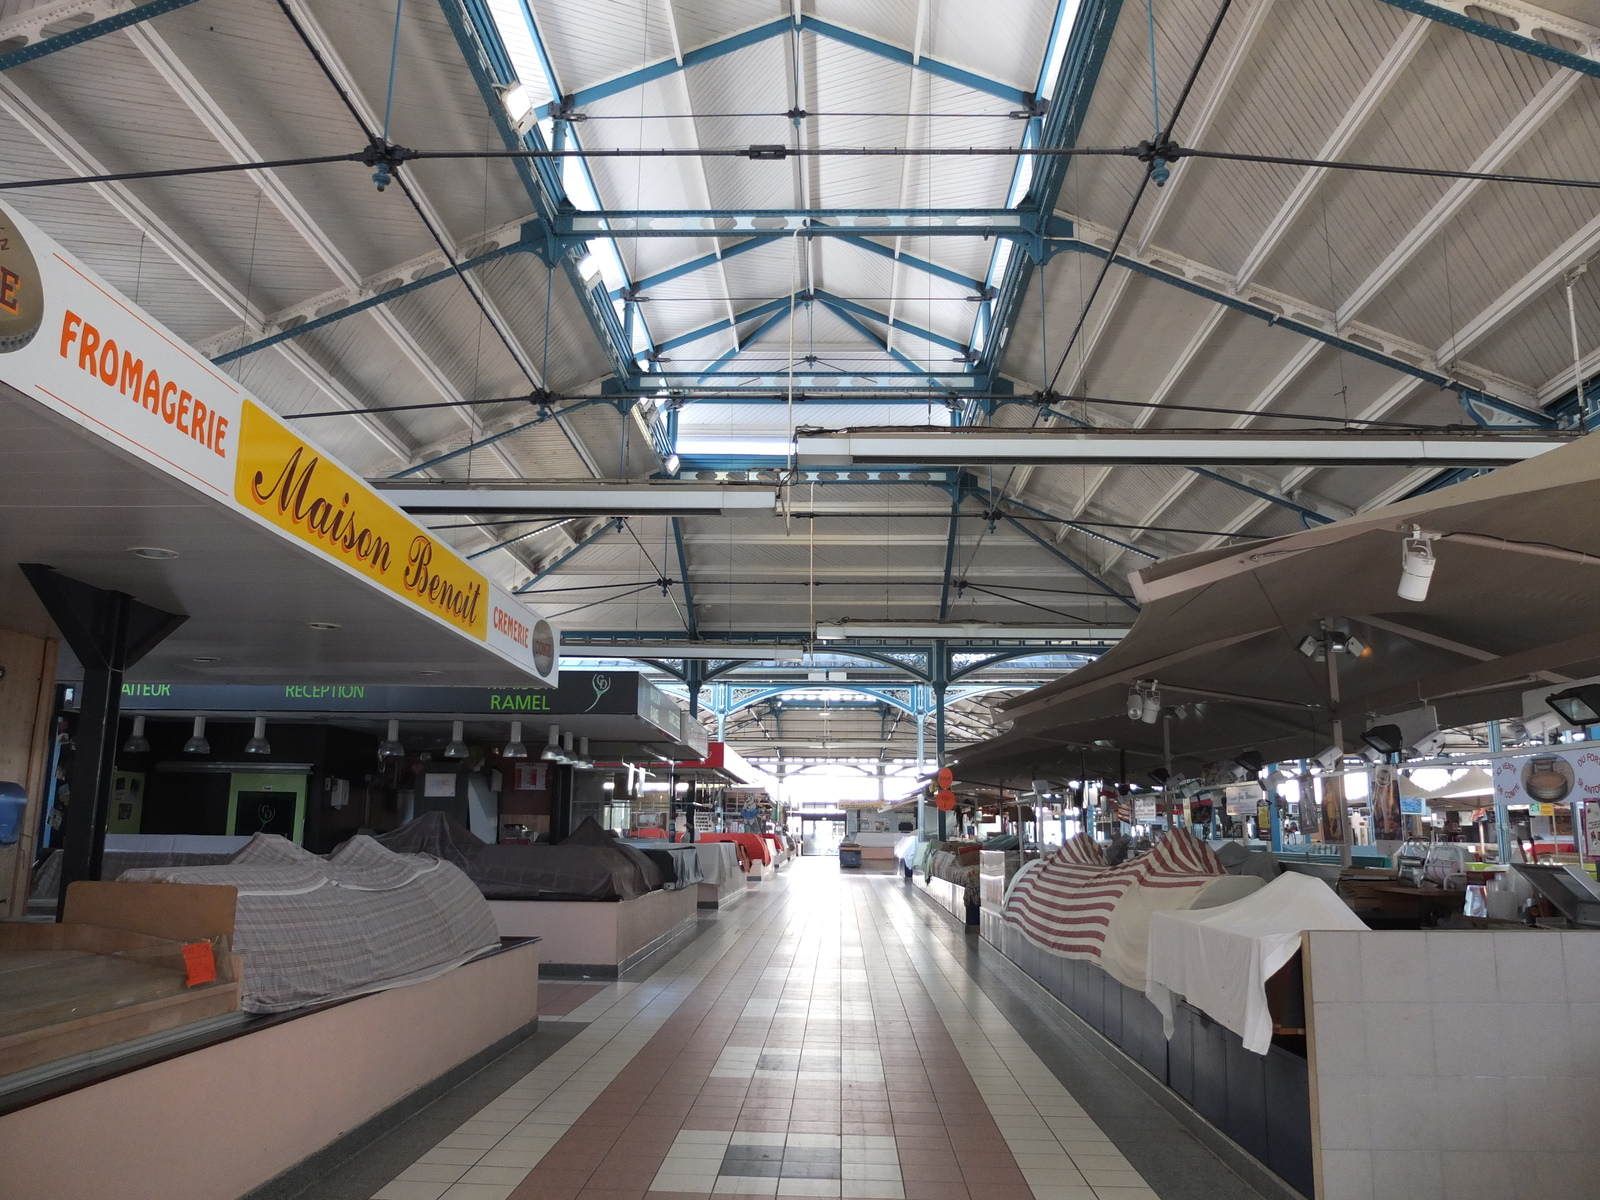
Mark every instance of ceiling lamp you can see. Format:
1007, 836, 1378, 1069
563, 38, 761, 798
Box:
1126, 681, 1161, 723
1546, 684, 1600, 727
1360, 724, 1405, 757
499, 82, 536, 134
1297, 631, 1369, 661
183, 716, 210, 756
502, 721, 529, 759
575, 737, 595, 770
122, 715, 150, 754
1234, 750, 1266, 777
1398, 525, 1438, 602
443, 720, 469, 760
244, 716, 271, 756
378, 719, 405, 761
540, 725, 566, 763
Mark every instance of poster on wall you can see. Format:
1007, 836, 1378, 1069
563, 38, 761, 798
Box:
512, 762, 547, 791
1371, 764, 1402, 840
1585, 801, 1600, 858
1319, 773, 1345, 843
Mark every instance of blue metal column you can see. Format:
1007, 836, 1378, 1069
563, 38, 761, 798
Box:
934, 641, 949, 840
1489, 719, 1510, 863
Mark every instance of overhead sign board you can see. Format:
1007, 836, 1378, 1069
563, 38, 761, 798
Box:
0, 202, 555, 684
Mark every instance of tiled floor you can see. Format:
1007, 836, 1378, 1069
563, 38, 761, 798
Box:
326, 859, 1267, 1200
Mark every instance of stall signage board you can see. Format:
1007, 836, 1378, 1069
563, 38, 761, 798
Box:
1224, 783, 1265, 816
1133, 798, 1158, 821
1491, 745, 1600, 807
111, 673, 643, 715
0, 202, 555, 683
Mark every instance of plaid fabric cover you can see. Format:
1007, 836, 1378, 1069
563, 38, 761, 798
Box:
1002, 831, 1224, 988
120, 834, 500, 1013
927, 850, 982, 908
31, 846, 240, 900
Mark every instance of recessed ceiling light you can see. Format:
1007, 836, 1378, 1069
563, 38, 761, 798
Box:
191, 656, 220, 664
129, 547, 179, 560
308, 621, 341, 631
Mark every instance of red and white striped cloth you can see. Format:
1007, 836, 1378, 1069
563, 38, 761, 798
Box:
1003, 831, 1225, 988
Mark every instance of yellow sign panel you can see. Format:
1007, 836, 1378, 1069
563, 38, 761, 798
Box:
233, 400, 487, 638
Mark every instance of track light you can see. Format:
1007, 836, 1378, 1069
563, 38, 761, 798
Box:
1398, 525, 1437, 602
379, 719, 405, 761
1127, 687, 1145, 721
122, 714, 150, 754
183, 716, 210, 756
1309, 744, 1343, 773
244, 716, 271, 756
444, 720, 469, 760
502, 721, 529, 759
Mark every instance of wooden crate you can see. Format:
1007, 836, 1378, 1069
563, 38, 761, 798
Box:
0, 882, 241, 1077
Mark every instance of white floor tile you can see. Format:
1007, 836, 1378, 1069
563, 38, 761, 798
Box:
839, 1182, 903, 1200
372, 1183, 450, 1200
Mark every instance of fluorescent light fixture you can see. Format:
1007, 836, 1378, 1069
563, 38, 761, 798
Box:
673, 438, 795, 457
561, 645, 805, 660
244, 716, 271, 756
502, 720, 529, 759
128, 546, 179, 560
664, 454, 681, 475
183, 716, 210, 756
794, 430, 1568, 467
814, 623, 1128, 641
382, 484, 778, 517
122, 715, 150, 754
577, 253, 602, 282
444, 720, 469, 760
378, 719, 405, 761
499, 82, 536, 133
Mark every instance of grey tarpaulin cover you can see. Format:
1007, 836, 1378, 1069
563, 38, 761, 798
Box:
377, 812, 662, 899
31, 833, 249, 899
682, 840, 741, 886
119, 833, 500, 1014
618, 840, 705, 889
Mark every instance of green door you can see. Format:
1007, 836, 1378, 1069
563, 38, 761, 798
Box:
228, 773, 308, 844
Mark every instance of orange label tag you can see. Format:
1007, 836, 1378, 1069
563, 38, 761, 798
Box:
182, 941, 217, 987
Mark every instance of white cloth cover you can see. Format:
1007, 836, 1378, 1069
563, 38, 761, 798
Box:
1145, 871, 1366, 1054
684, 840, 742, 885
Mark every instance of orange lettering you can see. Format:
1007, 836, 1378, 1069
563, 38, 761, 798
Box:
190, 398, 209, 445
214, 415, 228, 458
98, 340, 119, 385
160, 381, 178, 424
177, 390, 192, 434
59, 311, 81, 358
120, 352, 144, 399
0, 266, 19, 315
77, 322, 100, 373
141, 369, 160, 412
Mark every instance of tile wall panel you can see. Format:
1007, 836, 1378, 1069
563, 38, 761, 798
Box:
1306, 929, 1600, 1200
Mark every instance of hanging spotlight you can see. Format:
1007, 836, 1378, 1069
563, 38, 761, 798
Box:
502, 721, 529, 759
576, 737, 595, 770
244, 716, 271, 756
1141, 687, 1162, 724
122, 714, 150, 754
444, 720, 469, 760
183, 716, 210, 755
1234, 750, 1266, 777
1127, 686, 1145, 721
541, 725, 565, 762
378, 719, 405, 761
1398, 525, 1438, 602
